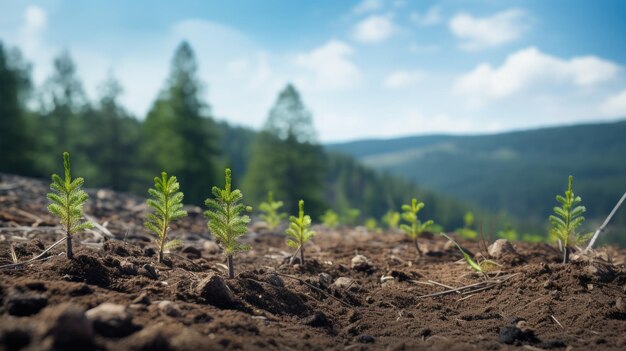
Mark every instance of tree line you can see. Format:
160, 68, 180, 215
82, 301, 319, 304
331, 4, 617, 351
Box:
0, 40, 473, 228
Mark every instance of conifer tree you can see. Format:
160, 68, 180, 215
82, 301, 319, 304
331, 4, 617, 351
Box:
549, 175, 589, 263
286, 200, 315, 264
205, 168, 251, 279
259, 191, 286, 230
145, 172, 187, 263
47, 152, 94, 259
243, 84, 325, 216
401, 198, 434, 259
143, 42, 220, 205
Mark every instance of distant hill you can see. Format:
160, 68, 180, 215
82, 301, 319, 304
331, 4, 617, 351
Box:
328, 120, 626, 241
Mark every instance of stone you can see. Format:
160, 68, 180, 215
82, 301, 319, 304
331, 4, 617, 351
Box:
86, 303, 136, 337
305, 311, 332, 328
6, 293, 48, 316
157, 300, 181, 317
40, 303, 94, 349
333, 277, 355, 290
265, 274, 284, 288
318, 273, 333, 288
203, 241, 221, 254
358, 334, 375, 343
119, 260, 138, 275
132, 292, 151, 305
488, 239, 517, 258
139, 264, 158, 279
351, 255, 371, 271
195, 273, 236, 308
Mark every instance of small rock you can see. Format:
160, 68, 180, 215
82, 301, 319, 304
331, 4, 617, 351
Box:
365, 296, 374, 304
157, 301, 181, 317
86, 303, 136, 337
139, 264, 158, 279
195, 273, 236, 308
119, 260, 138, 275
40, 303, 94, 349
181, 246, 202, 259
358, 334, 375, 344
305, 311, 332, 328
265, 274, 284, 288
318, 273, 332, 288
351, 255, 371, 271
202, 241, 220, 254
488, 239, 516, 258
333, 277, 355, 290
6, 293, 48, 316
499, 326, 538, 345
132, 293, 151, 305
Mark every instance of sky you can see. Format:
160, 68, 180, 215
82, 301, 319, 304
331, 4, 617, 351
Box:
1, 0, 625, 142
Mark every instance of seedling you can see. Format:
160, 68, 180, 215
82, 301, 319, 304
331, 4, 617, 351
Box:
382, 210, 400, 230
341, 208, 361, 226
286, 200, 315, 264
320, 209, 339, 228
205, 168, 251, 279
441, 233, 499, 278
365, 218, 380, 232
145, 172, 187, 263
258, 191, 286, 230
47, 152, 94, 259
400, 198, 434, 259
456, 211, 478, 239
549, 175, 590, 263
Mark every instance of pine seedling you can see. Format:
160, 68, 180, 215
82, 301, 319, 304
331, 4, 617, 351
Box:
258, 191, 286, 230
382, 210, 400, 230
441, 233, 499, 278
47, 152, 94, 259
320, 209, 339, 228
549, 175, 590, 263
286, 200, 315, 264
400, 198, 434, 259
205, 168, 251, 279
145, 172, 187, 263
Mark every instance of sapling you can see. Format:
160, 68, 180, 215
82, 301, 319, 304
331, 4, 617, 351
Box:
441, 233, 498, 278
204, 168, 251, 279
286, 200, 315, 264
47, 152, 94, 259
382, 210, 400, 230
258, 191, 286, 230
400, 198, 434, 258
549, 175, 590, 263
320, 209, 339, 228
145, 172, 188, 263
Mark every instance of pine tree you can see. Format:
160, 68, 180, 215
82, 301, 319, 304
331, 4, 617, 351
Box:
259, 191, 286, 230
549, 175, 589, 263
47, 152, 94, 259
243, 84, 325, 216
286, 200, 315, 264
143, 41, 220, 205
145, 172, 187, 263
205, 168, 251, 279
400, 199, 434, 259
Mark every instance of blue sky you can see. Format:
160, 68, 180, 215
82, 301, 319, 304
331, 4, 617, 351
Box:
1, 0, 625, 141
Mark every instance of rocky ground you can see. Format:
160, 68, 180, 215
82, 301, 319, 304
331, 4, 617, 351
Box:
1, 173, 625, 351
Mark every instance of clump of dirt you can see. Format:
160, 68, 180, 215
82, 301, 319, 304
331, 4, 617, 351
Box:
1, 173, 626, 350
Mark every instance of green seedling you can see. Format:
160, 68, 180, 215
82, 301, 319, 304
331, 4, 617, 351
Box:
549, 175, 590, 263
47, 152, 94, 259
456, 211, 478, 239
365, 218, 379, 232
320, 209, 339, 228
441, 233, 499, 278
286, 200, 315, 264
400, 198, 434, 259
341, 208, 361, 226
145, 172, 187, 263
258, 191, 286, 230
205, 168, 251, 278
382, 210, 400, 230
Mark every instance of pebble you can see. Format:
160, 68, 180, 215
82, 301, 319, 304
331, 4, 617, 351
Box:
86, 303, 136, 337
119, 260, 138, 275
132, 293, 151, 305
351, 255, 371, 271
139, 264, 158, 279
333, 277, 355, 290
203, 241, 221, 254
195, 273, 236, 308
265, 274, 284, 288
488, 239, 516, 258
157, 300, 181, 317
305, 311, 332, 328
358, 334, 375, 343
318, 273, 333, 288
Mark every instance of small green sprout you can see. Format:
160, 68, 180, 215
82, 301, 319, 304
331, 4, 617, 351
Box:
441, 233, 499, 278
456, 211, 478, 239
549, 175, 590, 263
382, 210, 400, 230
400, 198, 434, 259
47, 152, 94, 259
205, 168, 251, 278
286, 200, 316, 264
341, 208, 361, 226
145, 172, 187, 263
320, 209, 339, 228
258, 191, 286, 230
365, 218, 379, 232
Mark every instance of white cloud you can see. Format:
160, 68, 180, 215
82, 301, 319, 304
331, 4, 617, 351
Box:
352, 0, 383, 15
383, 70, 426, 88
454, 47, 621, 105
351, 14, 396, 44
601, 90, 626, 117
449, 9, 530, 50
410, 7, 441, 26
295, 40, 361, 90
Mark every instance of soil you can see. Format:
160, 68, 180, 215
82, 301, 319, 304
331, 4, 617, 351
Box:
1, 173, 625, 351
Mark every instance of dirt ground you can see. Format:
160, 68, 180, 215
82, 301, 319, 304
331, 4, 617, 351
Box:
1, 173, 625, 351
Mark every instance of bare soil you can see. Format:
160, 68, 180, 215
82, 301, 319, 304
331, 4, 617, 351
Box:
1, 173, 625, 351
